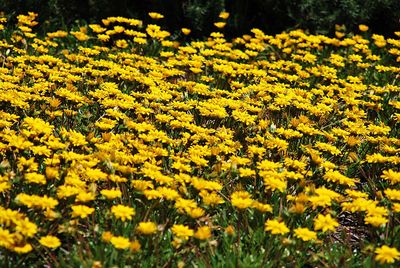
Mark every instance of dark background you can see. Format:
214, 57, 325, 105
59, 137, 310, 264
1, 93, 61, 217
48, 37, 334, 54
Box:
1, 0, 399, 38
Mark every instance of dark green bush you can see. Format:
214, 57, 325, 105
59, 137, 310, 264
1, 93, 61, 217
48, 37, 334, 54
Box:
283, 0, 400, 34
1, 0, 399, 37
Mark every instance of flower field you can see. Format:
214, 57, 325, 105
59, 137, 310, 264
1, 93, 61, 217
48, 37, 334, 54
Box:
1, 12, 400, 267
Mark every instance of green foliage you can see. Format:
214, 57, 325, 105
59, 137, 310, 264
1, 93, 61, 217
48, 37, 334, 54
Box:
283, 0, 400, 34
1, 0, 400, 37
183, 0, 225, 32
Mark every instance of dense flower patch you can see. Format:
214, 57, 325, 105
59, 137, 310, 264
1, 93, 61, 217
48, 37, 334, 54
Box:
0, 12, 399, 267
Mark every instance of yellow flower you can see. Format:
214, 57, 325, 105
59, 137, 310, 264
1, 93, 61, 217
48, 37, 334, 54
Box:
393, 203, 400, 213
15, 218, 37, 237
115, 39, 128, 49
39, 235, 61, 249
364, 215, 388, 227
239, 167, 256, 178
13, 243, 33, 254
313, 214, 339, 233
44, 209, 60, 220
181, 28, 191, 35
70, 31, 89, 41
76, 191, 96, 203
225, 225, 235, 236
133, 37, 147, 45
335, 31, 345, 39
194, 226, 212, 240
71, 205, 94, 219
199, 191, 224, 206
0, 228, 15, 248
252, 201, 273, 213
110, 236, 130, 249
92, 261, 102, 268
359, 24, 369, 32
384, 189, 400, 201
45, 166, 59, 180
264, 219, 290, 235
314, 142, 341, 156
289, 202, 306, 214
16, 193, 58, 211
323, 170, 356, 186
172, 237, 183, 249
111, 205, 135, 222
130, 240, 141, 252
375, 245, 400, 264
214, 22, 226, 29
294, 227, 317, 241
171, 224, 194, 240
381, 169, 400, 184
231, 191, 253, 209
62, 128, 88, 147
187, 207, 205, 218
219, 11, 230, 20
24, 172, 46, 184
136, 221, 157, 235
308, 194, 332, 209
102, 231, 113, 242
100, 188, 122, 200
22, 117, 54, 136
148, 12, 164, 19
97, 34, 110, 42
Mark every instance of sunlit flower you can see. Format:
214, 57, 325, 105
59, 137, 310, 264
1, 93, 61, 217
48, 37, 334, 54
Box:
13, 243, 33, 254
101, 188, 122, 200
136, 221, 157, 235
219, 12, 230, 20
264, 219, 290, 235
171, 224, 194, 240
359, 24, 369, 32
375, 245, 400, 264
71, 205, 94, 219
294, 227, 317, 241
130, 240, 141, 252
148, 12, 164, 19
110, 236, 130, 249
181, 28, 191, 35
313, 214, 339, 233
214, 22, 226, 29
225, 225, 235, 236
194, 226, 212, 240
102, 231, 113, 242
39, 235, 61, 249
111, 205, 135, 222
231, 191, 253, 209
0, 228, 15, 248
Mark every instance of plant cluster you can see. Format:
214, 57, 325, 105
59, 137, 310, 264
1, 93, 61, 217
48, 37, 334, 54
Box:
0, 11, 400, 267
